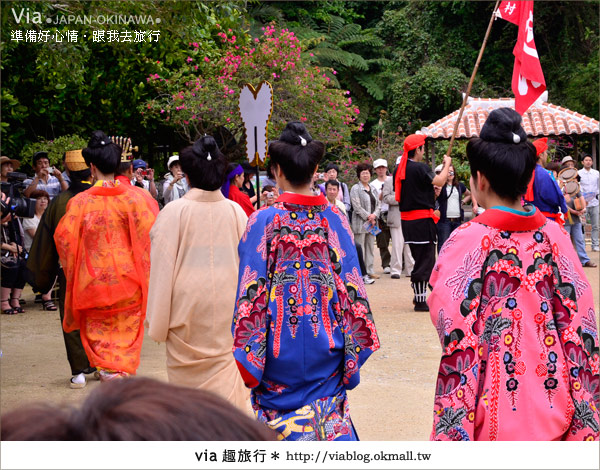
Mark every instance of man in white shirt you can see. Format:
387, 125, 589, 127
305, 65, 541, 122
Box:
371, 158, 391, 274
578, 154, 599, 251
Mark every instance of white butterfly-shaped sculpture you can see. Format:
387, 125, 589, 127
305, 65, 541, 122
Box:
238, 81, 273, 166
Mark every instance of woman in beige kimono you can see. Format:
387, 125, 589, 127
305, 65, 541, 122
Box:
146, 135, 249, 410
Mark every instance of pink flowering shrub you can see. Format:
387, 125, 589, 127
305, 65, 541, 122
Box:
142, 25, 361, 152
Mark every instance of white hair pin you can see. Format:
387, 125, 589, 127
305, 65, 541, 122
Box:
207, 152, 212, 161
299, 136, 307, 146
512, 133, 520, 143
100, 140, 105, 145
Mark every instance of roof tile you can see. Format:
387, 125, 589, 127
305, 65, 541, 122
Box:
420, 97, 599, 139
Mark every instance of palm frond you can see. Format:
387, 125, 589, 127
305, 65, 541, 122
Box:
355, 74, 385, 100
248, 3, 284, 23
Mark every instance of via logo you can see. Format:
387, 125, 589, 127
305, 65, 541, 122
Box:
11, 7, 44, 24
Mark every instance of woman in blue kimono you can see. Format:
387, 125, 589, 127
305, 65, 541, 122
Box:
232, 122, 380, 441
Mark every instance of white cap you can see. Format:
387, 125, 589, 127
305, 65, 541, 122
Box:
373, 158, 388, 169
435, 164, 443, 173
167, 154, 180, 169
561, 156, 574, 164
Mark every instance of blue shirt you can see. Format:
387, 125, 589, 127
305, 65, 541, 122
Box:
523, 164, 567, 215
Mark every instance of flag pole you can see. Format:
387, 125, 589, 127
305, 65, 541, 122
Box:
447, 0, 501, 156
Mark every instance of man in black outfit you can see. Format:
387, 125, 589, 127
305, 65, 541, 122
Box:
395, 134, 451, 311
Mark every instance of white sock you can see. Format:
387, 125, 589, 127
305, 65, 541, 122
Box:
71, 373, 85, 384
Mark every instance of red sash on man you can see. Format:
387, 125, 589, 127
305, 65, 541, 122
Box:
401, 209, 440, 224
395, 134, 426, 202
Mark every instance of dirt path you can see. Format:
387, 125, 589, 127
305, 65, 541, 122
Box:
1, 250, 598, 440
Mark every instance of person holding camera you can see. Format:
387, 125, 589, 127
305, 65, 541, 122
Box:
162, 155, 189, 205
1, 212, 27, 315
1, 156, 28, 314
131, 159, 158, 199
23, 152, 68, 201
260, 185, 277, 207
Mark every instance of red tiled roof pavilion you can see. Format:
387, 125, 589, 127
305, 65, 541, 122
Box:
420, 94, 599, 140
420, 93, 599, 165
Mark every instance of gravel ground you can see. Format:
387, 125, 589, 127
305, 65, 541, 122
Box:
1, 249, 598, 441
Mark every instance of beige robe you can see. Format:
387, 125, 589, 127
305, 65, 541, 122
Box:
146, 188, 249, 410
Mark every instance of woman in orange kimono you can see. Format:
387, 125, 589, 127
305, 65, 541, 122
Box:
55, 131, 158, 381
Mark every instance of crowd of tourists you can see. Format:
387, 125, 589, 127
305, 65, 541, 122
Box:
1, 108, 598, 441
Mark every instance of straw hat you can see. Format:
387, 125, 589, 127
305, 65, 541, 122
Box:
65, 150, 89, 171
1, 156, 20, 170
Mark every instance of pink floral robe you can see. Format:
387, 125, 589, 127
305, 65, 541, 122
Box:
429, 206, 599, 441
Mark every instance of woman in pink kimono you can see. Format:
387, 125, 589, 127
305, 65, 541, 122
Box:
429, 108, 599, 441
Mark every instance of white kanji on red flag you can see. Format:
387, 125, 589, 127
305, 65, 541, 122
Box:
496, 1, 519, 24
497, 1, 546, 114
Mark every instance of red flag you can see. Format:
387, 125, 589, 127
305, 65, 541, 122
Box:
497, 1, 546, 115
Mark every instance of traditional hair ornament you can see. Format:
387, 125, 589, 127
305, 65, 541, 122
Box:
278, 121, 313, 147
207, 152, 212, 161
479, 107, 527, 144
100, 141, 106, 146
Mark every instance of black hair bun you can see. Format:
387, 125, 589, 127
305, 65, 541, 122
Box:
88, 130, 112, 149
192, 135, 221, 161
480, 108, 527, 144
278, 122, 313, 147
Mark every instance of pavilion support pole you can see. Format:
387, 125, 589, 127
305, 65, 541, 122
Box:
447, 0, 501, 156
593, 135, 598, 168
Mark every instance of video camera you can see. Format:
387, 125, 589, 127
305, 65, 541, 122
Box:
1, 172, 36, 218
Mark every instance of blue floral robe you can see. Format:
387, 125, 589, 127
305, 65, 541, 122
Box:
232, 192, 380, 440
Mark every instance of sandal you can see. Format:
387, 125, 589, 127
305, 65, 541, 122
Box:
1, 299, 15, 315
42, 299, 57, 311
10, 297, 24, 313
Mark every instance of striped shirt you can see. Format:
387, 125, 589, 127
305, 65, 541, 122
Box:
24, 175, 63, 200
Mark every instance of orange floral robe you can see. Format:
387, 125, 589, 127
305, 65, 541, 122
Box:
55, 181, 158, 374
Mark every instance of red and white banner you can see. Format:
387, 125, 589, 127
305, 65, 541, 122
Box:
497, 1, 546, 115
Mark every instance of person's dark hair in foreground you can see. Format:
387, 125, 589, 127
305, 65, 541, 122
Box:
0, 377, 276, 441
467, 107, 536, 200
268, 121, 325, 186
81, 131, 122, 175
179, 135, 228, 190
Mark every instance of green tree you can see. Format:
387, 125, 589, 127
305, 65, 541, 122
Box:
1, 0, 248, 159
142, 25, 361, 160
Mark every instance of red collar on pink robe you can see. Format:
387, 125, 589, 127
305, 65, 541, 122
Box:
276, 192, 328, 206
472, 206, 547, 232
